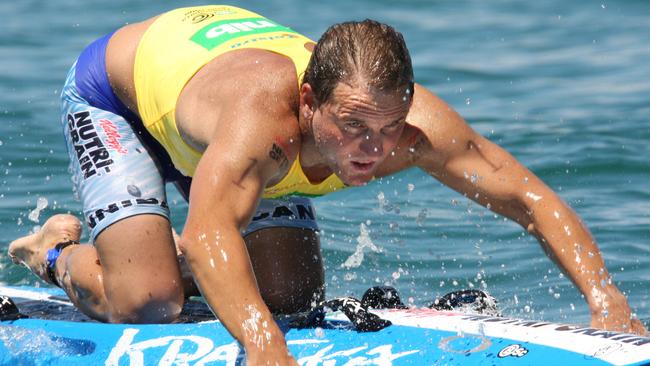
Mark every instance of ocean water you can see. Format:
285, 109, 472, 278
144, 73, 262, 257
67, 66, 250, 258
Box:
0, 0, 648, 329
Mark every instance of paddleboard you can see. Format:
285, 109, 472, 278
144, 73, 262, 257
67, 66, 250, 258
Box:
1, 285, 649, 365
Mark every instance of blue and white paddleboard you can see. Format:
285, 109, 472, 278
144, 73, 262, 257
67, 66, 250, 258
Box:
1, 286, 649, 365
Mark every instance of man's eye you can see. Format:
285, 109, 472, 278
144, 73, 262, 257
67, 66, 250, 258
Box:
346, 121, 362, 128
381, 120, 403, 134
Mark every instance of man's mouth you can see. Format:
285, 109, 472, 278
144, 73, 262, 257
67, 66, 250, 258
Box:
350, 161, 375, 172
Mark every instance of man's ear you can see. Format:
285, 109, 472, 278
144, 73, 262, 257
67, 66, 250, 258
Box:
300, 83, 315, 120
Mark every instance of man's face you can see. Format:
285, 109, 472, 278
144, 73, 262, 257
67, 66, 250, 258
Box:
310, 82, 412, 186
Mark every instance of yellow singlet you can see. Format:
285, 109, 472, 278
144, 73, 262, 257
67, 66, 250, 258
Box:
133, 5, 346, 198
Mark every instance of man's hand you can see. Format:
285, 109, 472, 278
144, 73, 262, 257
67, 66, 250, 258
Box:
589, 288, 648, 335
246, 340, 299, 366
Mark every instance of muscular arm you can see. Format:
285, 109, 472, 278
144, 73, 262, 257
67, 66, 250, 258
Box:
407, 84, 645, 334
178, 69, 300, 361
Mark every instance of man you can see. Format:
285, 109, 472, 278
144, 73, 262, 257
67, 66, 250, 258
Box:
8, 5, 646, 364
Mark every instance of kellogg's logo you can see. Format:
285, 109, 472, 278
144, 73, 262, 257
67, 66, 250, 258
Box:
98, 118, 127, 154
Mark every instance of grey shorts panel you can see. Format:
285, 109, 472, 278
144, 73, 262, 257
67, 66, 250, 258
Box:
243, 197, 319, 236
61, 64, 169, 242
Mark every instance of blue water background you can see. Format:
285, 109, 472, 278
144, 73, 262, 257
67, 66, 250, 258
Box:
0, 0, 648, 327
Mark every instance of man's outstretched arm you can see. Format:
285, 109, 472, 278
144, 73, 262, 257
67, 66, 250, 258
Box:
407, 84, 646, 334
178, 84, 301, 363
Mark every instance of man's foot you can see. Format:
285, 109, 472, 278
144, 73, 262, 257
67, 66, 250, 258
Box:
8, 214, 82, 283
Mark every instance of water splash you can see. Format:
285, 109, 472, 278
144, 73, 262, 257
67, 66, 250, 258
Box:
341, 223, 382, 269
28, 197, 48, 223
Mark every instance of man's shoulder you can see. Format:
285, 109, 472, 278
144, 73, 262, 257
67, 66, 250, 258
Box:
193, 49, 300, 109
176, 49, 301, 148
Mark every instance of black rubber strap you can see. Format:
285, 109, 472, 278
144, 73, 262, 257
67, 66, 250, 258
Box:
291, 297, 392, 332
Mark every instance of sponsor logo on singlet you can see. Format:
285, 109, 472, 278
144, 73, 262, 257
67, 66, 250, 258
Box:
181, 7, 236, 24
191, 17, 297, 50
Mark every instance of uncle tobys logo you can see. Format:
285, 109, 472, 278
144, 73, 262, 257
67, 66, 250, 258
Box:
191, 17, 297, 50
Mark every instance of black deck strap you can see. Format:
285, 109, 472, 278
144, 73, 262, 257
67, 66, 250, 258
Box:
429, 289, 501, 316
291, 297, 392, 332
0, 295, 27, 321
45, 240, 80, 288
361, 286, 408, 309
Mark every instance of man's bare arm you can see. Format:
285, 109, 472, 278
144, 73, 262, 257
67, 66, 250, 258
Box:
406, 84, 646, 334
178, 86, 300, 363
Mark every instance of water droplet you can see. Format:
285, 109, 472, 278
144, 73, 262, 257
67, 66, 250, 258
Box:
465, 98, 471, 105
416, 208, 428, 226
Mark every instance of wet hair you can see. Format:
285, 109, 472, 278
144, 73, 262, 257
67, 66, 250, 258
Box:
303, 19, 414, 105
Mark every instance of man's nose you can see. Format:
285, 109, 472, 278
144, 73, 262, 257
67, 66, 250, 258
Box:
359, 133, 383, 157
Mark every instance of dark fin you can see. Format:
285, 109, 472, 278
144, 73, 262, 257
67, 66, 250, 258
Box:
362, 286, 408, 309
429, 289, 501, 316
0, 295, 27, 321
290, 297, 391, 332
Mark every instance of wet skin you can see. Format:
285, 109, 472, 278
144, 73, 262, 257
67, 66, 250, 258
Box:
8, 10, 646, 366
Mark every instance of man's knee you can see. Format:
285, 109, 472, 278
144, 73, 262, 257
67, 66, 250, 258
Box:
245, 227, 324, 313
107, 285, 184, 324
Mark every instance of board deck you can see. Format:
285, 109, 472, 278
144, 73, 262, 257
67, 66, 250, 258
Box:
1, 286, 649, 365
